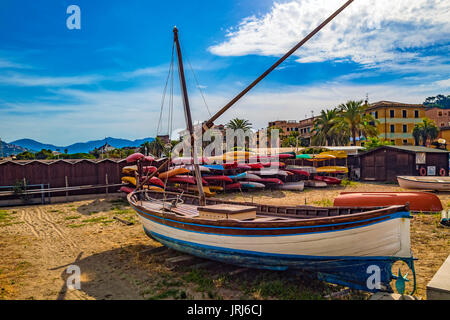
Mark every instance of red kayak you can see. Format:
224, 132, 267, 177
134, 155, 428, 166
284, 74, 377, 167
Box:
148, 177, 165, 188
167, 175, 208, 185
246, 178, 284, 185
141, 156, 154, 163
203, 175, 233, 183
247, 163, 264, 169
143, 166, 157, 174
314, 175, 341, 185
224, 182, 242, 190
222, 162, 238, 169
236, 163, 252, 170
126, 152, 145, 163
287, 169, 310, 177
119, 186, 135, 194
261, 162, 285, 168
334, 192, 443, 212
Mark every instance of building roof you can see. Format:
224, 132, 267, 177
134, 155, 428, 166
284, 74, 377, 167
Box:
361, 145, 449, 156
366, 101, 425, 111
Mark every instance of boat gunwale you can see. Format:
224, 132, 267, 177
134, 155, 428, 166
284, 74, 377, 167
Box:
127, 191, 409, 229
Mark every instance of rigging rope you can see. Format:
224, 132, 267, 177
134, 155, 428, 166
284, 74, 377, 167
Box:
156, 43, 175, 137
179, 42, 212, 118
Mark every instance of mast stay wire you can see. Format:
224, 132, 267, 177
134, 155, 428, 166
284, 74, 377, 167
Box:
179, 42, 212, 118
156, 42, 175, 137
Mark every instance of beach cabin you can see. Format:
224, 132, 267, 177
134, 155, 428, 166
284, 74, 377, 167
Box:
359, 145, 450, 182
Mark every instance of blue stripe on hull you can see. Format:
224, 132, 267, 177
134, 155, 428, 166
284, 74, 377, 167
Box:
144, 228, 415, 292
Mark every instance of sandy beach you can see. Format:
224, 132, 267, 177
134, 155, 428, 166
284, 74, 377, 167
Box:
0, 182, 448, 300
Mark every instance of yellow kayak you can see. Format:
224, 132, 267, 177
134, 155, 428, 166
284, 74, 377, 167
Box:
143, 185, 164, 192
208, 186, 224, 191
319, 151, 347, 159
316, 166, 348, 173
187, 186, 216, 197
307, 154, 336, 161
122, 165, 138, 175
121, 176, 137, 186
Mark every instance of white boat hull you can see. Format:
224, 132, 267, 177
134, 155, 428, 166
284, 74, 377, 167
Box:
397, 176, 450, 191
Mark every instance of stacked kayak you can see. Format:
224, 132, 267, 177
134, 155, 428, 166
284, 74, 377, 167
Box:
120, 151, 351, 197
314, 175, 342, 185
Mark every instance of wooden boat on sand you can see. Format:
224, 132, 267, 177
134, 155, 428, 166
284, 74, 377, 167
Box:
334, 192, 443, 212
128, 3, 416, 294
397, 176, 450, 191
129, 190, 415, 293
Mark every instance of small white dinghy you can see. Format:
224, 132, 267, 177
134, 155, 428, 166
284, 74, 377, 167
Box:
304, 180, 327, 188
397, 176, 450, 191
274, 181, 305, 191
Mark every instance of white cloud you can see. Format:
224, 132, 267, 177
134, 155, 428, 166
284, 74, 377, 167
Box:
0, 80, 444, 144
209, 0, 450, 71
434, 78, 450, 88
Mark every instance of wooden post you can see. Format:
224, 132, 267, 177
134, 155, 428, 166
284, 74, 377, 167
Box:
105, 173, 109, 197
65, 176, 69, 202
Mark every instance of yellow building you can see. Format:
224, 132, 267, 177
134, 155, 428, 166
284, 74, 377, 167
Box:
364, 101, 426, 146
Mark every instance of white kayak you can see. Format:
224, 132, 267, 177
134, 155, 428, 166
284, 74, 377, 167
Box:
274, 181, 304, 191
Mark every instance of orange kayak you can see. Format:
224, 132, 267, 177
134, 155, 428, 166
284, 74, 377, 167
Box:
158, 167, 190, 180
334, 192, 443, 212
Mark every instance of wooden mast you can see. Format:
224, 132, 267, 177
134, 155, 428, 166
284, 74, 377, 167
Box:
173, 26, 206, 205
203, 0, 354, 130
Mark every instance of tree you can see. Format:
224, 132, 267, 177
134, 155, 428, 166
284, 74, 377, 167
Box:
335, 100, 378, 146
413, 118, 439, 147
15, 151, 35, 160
35, 149, 53, 160
363, 137, 393, 151
424, 94, 450, 108
226, 118, 252, 132
311, 109, 339, 146
141, 138, 165, 157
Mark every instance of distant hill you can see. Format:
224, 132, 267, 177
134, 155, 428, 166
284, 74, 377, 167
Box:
9, 137, 155, 154
0, 140, 30, 157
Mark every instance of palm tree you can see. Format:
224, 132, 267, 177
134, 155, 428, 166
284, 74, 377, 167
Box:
311, 109, 339, 146
412, 125, 422, 146
226, 118, 252, 132
335, 100, 378, 146
414, 118, 439, 147
140, 138, 165, 157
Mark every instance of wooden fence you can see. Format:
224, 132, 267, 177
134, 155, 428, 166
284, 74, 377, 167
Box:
0, 159, 128, 196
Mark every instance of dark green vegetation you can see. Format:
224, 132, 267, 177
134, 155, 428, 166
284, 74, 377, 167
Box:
424, 94, 450, 109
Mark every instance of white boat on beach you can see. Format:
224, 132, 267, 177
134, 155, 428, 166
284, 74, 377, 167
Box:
397, 176, 450, 191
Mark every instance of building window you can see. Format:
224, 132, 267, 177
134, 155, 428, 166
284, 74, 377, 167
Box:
403, 125, 407, 133
390, 125, 395, 133
402, 110, 407, 118
441, 123, 445, 127
390, 110, 395, 118
403, 139, 408, 145
439, 111, 443, 116
391, 140, 395, 144
414, 110, 419, 118
295, 128, 298, 131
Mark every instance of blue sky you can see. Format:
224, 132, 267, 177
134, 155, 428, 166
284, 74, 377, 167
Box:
0, 0, 449, 145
